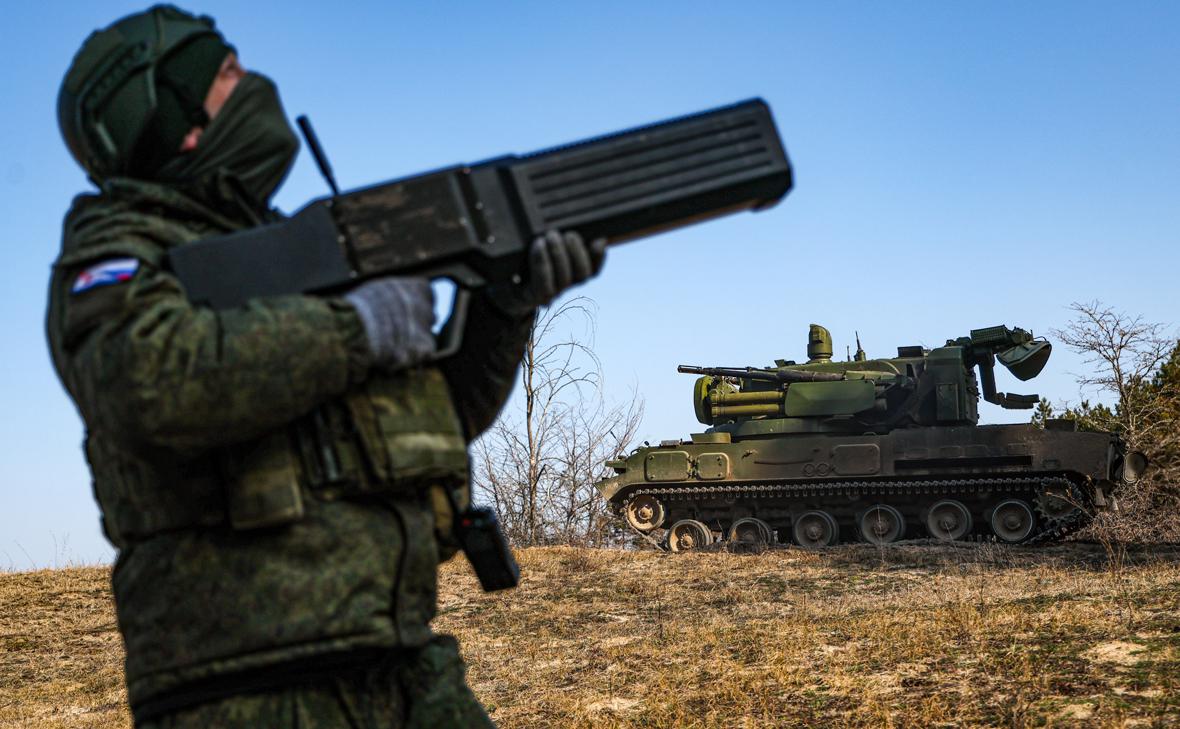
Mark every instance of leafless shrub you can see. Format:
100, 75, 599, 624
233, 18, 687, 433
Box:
1045, 301, 1180, 542
474, 298, 644, 546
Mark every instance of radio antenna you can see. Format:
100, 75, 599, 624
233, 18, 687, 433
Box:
296, 115, 340, 196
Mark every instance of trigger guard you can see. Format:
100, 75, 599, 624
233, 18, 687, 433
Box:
432, 287, 472, 360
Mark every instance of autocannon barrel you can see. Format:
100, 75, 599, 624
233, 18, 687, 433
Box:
710, 390, 785, 405
678, 365, 778, 382
677, 365, 844, 383
711, 403, 784, 418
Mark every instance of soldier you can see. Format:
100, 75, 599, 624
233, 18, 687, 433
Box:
49, 6, 605, 727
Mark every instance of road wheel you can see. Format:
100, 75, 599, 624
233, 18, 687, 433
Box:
925, 499, 973, 541
728, 517, 774, 547
667, 519, 713, 552
858, 504, 905, 545
990, 499, 1035, 543
625, 494, 666, 532
792, 510, 839, 548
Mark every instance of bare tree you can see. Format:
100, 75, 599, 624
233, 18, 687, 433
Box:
473, 298, 643, 546
550, 395, 643, 545
1045, 301, 1180, 540
1052, 301, 1178, 454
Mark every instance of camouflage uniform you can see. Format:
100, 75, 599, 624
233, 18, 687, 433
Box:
47, 176, 530, 725
51, 8, 610, 723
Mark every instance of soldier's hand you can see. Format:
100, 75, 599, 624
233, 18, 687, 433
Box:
344, 277, 436, 370
490, 230, 607, 316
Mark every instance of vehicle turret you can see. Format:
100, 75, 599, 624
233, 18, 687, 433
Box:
681, 325, 1051, 436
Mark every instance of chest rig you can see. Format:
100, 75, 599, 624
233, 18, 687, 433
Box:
80, 363, 469, 547
226, 368, 470, 530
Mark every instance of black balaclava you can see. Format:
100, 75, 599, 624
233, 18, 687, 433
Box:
128, 34, 231, 177
155, 72, 300, 213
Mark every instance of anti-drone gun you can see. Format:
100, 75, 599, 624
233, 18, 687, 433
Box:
168, 99, 793, 356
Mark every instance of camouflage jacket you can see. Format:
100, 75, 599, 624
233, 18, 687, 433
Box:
45, 178, 531, 711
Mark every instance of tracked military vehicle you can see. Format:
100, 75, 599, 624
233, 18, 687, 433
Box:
597, 325, 1147, 550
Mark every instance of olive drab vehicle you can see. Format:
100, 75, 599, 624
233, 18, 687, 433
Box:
597, 325, 1148, 551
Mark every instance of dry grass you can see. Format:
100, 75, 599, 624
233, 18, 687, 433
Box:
3, 543, 1179, 728
0, 567, 128, 728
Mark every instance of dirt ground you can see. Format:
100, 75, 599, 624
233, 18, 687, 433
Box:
2, 542, 1178, 728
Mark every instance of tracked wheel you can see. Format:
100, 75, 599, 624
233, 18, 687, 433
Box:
859, 505, 905, 545
667, 519, 713, 552
625, 494, 666, 532
990, 499, 1035, 543
728, 517, 774, 547
1035, 486, 1080, 522
925, 499, 973, 541
793, 510, 839, 548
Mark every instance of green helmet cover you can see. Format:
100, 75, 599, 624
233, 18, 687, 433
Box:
58, 4, 232, 182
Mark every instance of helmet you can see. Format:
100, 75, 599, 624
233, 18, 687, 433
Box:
58, 5, 232, 181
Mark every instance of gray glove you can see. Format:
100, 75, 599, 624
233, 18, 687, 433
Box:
490, 230, 607, 316
344, 277, 436, 370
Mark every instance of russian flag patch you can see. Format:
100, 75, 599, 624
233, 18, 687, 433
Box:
72, 258, 140, 294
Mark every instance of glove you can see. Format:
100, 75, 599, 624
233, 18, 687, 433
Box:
489, 230, 607, 316
344, 277, 436, 370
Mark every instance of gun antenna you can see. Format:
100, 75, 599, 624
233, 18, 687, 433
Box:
854, 331, 866, 362
296, 115, 340, 196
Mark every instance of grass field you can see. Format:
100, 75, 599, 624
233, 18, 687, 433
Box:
2, 543, 1178, 728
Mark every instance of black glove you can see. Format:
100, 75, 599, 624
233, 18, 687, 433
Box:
344, 277, 436, 370
489, 230, 607, 316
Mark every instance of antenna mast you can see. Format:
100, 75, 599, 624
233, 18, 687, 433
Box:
296, 115, 340, 196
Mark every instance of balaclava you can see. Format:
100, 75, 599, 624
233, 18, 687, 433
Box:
155, 71, 300, 211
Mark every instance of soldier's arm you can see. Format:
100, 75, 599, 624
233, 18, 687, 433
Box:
437, 292, 534, 441
55, 257, 372, 455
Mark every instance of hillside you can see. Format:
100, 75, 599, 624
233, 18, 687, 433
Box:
2, 543, 1178, 728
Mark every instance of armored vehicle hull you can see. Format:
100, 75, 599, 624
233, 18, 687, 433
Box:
598, 325, 1144, 550
600, 422, 1131, 549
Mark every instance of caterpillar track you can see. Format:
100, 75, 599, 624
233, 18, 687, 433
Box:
619, 475, 1094, 551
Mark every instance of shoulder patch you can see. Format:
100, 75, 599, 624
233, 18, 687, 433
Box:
72, 258, 140, 294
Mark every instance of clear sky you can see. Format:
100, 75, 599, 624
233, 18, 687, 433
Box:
1, 1, 1177, 568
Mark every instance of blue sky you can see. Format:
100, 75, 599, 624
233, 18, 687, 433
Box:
1, 1, 1177, 567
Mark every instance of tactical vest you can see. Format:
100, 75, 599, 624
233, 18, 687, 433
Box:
51, 191, 470, 549
83, 370, 469, 548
